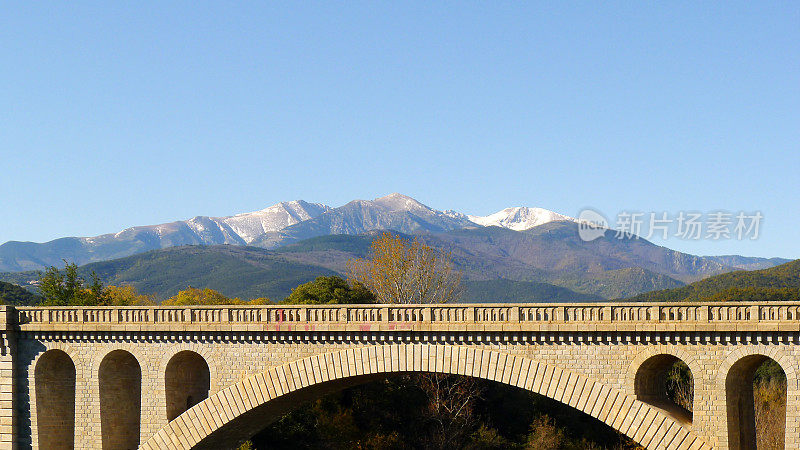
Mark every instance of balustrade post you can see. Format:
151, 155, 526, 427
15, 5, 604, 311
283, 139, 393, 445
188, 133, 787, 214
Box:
423, 307, 432, 322
509, 307, 519, 322
697, 305, 708, 322
466, 307, 476, 322
602, 306, 612, 322
750, 305, 760, 321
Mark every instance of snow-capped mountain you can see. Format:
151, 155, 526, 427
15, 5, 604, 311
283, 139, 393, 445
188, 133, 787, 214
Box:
467, 207, 576, 231
217, 201, 331, 243
0, 200, 332, 271
102, 200, 331, 246
0, 194, 574, 271
251, 193, 476, 248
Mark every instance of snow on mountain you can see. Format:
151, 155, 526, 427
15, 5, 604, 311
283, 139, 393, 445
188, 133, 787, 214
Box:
185, 216, 245, 245
372, 193, 466, 222
372, 193, 431, 212
442, 210, 474, 222
467, 207, 576, 231
218, 200, 331, 243
92, 200, 331, 246
251, 193, 478, 248
0, 194, 576, 271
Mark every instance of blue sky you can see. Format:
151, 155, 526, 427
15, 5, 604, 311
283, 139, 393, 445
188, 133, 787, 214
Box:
1, 2, 798, 258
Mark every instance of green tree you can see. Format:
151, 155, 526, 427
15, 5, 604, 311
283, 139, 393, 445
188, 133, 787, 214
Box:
282, 276, 375, 305
37, 262, 108, 306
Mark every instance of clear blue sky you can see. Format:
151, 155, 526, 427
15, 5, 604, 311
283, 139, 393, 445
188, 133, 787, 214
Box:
1, 2, 798, 258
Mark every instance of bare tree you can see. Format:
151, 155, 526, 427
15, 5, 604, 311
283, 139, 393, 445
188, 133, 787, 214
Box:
416, 373, 483, 449
347, 232, 462, 304
348, 232, 475, 449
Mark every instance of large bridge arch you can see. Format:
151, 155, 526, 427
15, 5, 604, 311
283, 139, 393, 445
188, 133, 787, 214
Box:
142, 344, 710, 450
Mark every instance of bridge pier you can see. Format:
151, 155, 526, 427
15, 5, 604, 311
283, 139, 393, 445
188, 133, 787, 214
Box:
0, 306, 16, 450
0, 302, 798, 449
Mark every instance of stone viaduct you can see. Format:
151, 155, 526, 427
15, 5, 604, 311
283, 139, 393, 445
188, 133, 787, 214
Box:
0, 301, 798, 449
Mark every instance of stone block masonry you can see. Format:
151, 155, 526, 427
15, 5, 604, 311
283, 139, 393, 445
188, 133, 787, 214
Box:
0, 302, 797, 449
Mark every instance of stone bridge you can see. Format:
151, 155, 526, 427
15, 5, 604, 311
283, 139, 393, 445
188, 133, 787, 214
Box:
0, 302, 799, 449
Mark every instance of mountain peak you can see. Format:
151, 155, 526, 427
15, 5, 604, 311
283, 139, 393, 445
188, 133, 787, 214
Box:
378, 192, 409, 199
468, 207, 575, 231
372, 193, 430, 212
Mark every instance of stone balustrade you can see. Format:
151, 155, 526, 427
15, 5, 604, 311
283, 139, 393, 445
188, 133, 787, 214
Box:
10, 302, 800, 334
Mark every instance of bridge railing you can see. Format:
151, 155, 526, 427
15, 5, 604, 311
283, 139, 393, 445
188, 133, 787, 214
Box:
12, 302, 800, 327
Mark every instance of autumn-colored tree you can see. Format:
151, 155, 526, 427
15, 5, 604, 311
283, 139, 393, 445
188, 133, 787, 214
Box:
104, 285, 157, 306
347, 232, 462, 304
162, 287, 271, 306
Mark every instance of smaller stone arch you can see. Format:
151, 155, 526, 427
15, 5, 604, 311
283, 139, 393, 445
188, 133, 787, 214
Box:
628, 347, 698, 425
165, 351, 211, 422
89, 344, 149, 395
28, 343, 83, 450
35, 349, 76, 449
715, 346, 798, 393
626, 347, 700, 394
157, 345, 219, 393
29, 342, 83, 379
634, 355, 694, 424
717, 347, 796, 450
99, 349, 142, 450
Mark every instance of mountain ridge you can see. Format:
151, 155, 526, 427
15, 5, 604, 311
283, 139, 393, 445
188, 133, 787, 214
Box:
3, 228, 795, 302
0, 193, 789, 279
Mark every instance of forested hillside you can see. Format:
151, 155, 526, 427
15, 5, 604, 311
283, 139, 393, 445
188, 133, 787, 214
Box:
0, 243, 611, 302
0, 281, 39, 305
3, 234, 794, 303
630, 259, 800, 302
